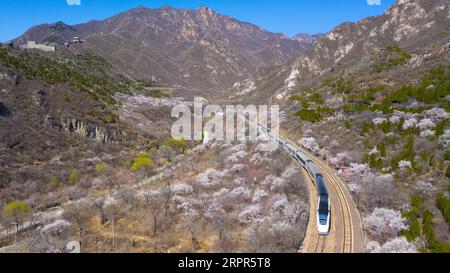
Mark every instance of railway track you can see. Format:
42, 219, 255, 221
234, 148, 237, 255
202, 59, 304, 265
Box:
308, 152, 354, 253
314, 236, 327, 253
273, 131, 363, 253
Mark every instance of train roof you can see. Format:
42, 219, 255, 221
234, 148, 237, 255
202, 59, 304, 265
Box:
285, 143, 295, 150
318, 197, 329, 213
296, 150, 309, 161
316, 176, 328, 195
307, 161, 320, 175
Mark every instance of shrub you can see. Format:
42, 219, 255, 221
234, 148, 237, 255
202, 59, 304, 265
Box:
422, 210, 450, 253
419, 151, 429, 162
436, 193, 450, 227
439, 160, 446, 172
358, 121, 373, 136
162, 137, 188, 153
428, 155, 435, 169
131, 153, 153, 177
401, 210, 421, 242
49, 177, 59, 188
99, 111, 119, 124
342, 103, 369, 113
309, 92, 325, 105
317, 107, 333, 116
321, 77, 334, 88
320, 76, 353, 93
385, 86, 412, 104
400, 137, 415, 163
344, 120, 351, 129
372, 45, 411, 72
295, 109, 321, 123
69, 170, 79, 184
95, 163, 107, 176
382, 66, 449, 108
443, 150, 450, 161
435, 121, 446, 137
367, 154, 384, 171
386, 45, 411, 65
289, 95, 302, 102
403, 193, 450, 252
301, 100, 310, 109
379, 121, 392, 134
377, 143, 387, 157
401, 194, 423, 242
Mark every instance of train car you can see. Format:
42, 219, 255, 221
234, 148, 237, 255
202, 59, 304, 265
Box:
285, 143, 296, 156
258, 123, 331, 235
306, 160, 331, 235
306, 160, 321, 181
316, 175, 331, 235
294, 150, 308, 166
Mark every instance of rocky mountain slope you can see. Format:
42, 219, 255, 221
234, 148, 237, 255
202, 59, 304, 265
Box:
0, 44, 180, 205
14, 6, 313, 98
246, 0, 450, 102
291, 33, 323, 47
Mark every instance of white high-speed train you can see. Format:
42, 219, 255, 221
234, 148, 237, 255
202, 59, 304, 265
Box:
257, 124, 331, 235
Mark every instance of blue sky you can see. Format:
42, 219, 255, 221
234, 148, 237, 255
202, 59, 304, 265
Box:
0, 0, 397, 42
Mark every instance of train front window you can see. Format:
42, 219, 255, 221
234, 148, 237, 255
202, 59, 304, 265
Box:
318, 195, 329, 226
318, 212, 328, 225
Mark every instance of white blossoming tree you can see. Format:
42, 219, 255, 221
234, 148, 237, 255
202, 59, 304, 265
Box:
370, 237, 417, 253
363, 208, 408, 243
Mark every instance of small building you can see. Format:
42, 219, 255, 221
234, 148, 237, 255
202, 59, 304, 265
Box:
71, 37, 82, 44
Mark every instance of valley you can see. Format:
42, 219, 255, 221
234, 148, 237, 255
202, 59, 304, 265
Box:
0, 0, 449, 254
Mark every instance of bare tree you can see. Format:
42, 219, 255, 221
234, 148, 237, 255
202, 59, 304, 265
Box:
28, 220, 71, 253
116, 188, 138, 210
181, 205, 203, 250
159, 145, 177, 161
62, 201, 94, 246
95, 163, 120, 197
161, 181, 172, 219
92, 197, 107, 225
104, 198, 123, 249
205, 202, 231, 243
149, 196, 164, 237
363, 174, 399, 210
139, 192, 165, 237
104, 177, 119, 198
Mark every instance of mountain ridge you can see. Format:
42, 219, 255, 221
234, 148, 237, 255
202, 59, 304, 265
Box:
240, 0, 450, 103
13, 5, 315, 97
